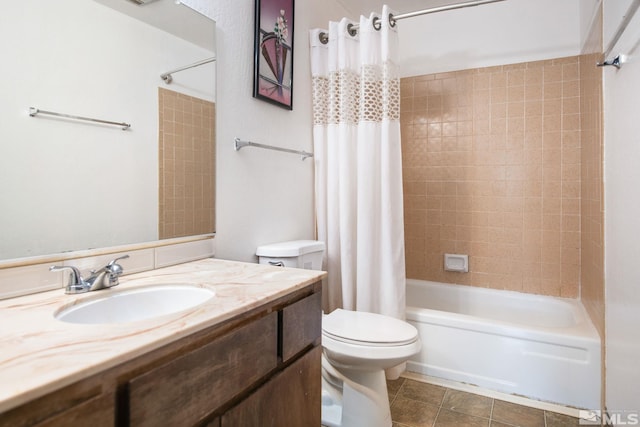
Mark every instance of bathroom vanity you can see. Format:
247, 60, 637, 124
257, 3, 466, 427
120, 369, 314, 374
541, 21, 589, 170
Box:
0, 259, 325, 426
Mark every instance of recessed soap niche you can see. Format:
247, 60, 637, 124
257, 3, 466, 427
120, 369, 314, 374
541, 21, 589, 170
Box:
444, 254, 469, 273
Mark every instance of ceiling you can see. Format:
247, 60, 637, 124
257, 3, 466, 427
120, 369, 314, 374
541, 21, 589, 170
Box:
93, 0, 215, 51
337, 0, 497, 17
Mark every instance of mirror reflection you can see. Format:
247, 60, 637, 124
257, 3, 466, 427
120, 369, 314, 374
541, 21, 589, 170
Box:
0, 0, 216, 260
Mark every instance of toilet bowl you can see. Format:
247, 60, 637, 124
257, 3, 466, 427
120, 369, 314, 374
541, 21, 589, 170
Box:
320, 309, 421, 427
256, 240, 421, 427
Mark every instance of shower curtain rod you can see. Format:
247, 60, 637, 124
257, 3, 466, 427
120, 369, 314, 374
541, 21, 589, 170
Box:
161, 56, 216, 84
597, 0, 640, 69
318, 0, 506, 44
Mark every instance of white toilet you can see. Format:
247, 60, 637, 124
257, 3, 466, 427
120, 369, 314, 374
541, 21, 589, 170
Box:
257, 240, 421, 427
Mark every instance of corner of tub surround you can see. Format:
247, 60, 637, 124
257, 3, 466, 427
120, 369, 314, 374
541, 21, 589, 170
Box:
0, 234, 216, 300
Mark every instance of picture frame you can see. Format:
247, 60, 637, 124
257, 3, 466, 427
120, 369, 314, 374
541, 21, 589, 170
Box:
253, 0, 294, 110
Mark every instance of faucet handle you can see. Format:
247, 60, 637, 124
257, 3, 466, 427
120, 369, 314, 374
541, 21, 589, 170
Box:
49, 265, 88, 294
106, 254, 129, 276
101, 255, 130, 288
108, 254, 130, 266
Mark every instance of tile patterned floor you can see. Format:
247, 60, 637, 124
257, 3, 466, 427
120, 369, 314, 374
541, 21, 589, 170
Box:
387, 377, 581, 427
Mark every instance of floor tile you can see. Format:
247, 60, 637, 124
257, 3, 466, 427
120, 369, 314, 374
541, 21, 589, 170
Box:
434, 408, 490, 427
399, 379, 447, 406
441, 388, 493, 419
386, 378, 578, 427
390, 395, 439, 427
491, 399, 545, 427
388, 377, 406, 400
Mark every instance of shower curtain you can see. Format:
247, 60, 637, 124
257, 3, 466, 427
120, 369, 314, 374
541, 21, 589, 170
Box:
310, 6, 405, 321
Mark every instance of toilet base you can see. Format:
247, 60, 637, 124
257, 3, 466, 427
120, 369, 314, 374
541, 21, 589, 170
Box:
321, 387, 343, 427
321, 355, 392, 427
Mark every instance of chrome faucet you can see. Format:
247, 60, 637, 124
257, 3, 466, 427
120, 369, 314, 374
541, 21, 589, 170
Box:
50, 255, 130, 294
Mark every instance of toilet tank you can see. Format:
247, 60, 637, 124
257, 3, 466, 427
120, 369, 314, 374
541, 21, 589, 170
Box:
256, 240, 325, 270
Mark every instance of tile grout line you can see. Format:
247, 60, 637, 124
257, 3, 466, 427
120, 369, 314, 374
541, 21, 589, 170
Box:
402, 372, 582, 418
389, 378, 580, 427
489, 396, 495, 425
432, 387, 449, 427
432, 400, 444, 427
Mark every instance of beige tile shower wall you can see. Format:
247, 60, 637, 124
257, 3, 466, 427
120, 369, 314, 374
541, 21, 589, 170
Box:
158, 88, 216, 240
401, 57, 582, 298
579, 11, 605, 338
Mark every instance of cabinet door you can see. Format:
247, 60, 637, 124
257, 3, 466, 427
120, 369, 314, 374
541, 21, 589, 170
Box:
221, 346, 321, 427
281, 292, 322, 362
36, 394, 114, 427
201, 417, 220, 427
128, 313, 278, 427
0, 385, 113, 427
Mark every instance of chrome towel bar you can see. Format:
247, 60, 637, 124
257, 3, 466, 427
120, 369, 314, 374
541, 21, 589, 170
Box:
161, 57, 216, 84
234, 137, 313, 160
29, 107, 131, 130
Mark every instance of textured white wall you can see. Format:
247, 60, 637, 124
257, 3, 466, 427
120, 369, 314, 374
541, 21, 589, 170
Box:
208, 0, 349, 262
603, 0, 640, 417
396, 0, 582, 76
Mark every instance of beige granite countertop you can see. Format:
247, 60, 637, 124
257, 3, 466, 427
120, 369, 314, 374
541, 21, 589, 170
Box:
0, 258, 326, 413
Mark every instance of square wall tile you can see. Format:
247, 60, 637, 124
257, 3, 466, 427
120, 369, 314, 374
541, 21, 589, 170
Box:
401, 56, 588, 298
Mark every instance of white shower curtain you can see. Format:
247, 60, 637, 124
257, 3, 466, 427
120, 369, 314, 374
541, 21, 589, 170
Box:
310, 6, 405, 320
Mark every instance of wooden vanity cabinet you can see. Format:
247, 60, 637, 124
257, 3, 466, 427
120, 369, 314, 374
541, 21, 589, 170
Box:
128, 311, 279, 426
35, 393, 115, 427
221, 346, 321, 426
221, 291, 323, 426
0, 385, 115, 427
0, 282, 322, 427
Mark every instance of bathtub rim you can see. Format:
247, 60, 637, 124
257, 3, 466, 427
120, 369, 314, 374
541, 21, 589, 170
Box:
404, 278, 601, 410
405, 278, 600, 345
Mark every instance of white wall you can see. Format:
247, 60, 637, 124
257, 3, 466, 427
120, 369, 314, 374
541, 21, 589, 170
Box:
602, 0, 634, 52
580, 0, 602, 51
0, 0, 214, 259
397, 0, 582, 76
208, 0, 349, 262
603, 1, 640, 419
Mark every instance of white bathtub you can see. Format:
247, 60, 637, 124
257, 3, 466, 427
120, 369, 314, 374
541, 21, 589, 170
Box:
405, 279, 601, 409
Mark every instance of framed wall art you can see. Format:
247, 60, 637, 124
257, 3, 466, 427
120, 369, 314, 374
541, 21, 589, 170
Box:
253, 0, 294, 110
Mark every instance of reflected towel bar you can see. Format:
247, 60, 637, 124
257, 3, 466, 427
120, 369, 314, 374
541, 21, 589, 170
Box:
234, 137, 313, 160
29, 107, 131, 130
161, 57, 216, 84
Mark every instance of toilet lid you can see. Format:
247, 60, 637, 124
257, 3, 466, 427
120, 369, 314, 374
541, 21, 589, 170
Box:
322, 309, 418, 346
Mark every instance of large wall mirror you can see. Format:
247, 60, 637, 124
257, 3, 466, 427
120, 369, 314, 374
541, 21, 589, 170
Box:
0, 0, 216, 261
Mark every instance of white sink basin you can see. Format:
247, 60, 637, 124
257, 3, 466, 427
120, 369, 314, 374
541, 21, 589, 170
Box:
54, 284, 215, 324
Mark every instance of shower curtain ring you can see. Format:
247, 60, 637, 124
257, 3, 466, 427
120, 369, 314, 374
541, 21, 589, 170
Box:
372, 16, 382, 30
389, 13, 397, 27
347, 23, 358, 36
